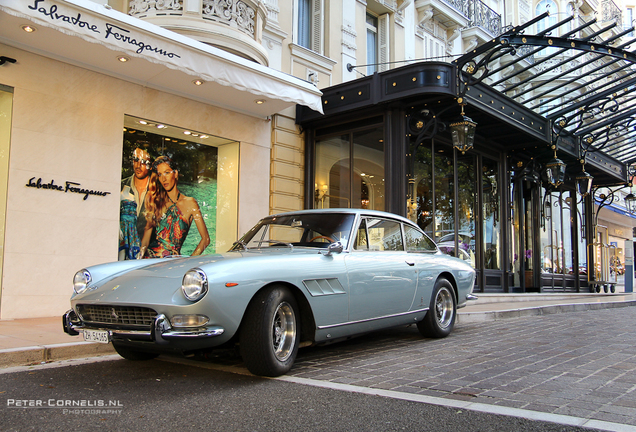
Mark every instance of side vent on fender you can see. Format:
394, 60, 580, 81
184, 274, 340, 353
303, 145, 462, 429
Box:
302, 278, 346, 296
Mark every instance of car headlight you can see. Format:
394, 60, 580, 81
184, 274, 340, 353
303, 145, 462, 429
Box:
181, 269, 208, 301
73, 269, 92, 294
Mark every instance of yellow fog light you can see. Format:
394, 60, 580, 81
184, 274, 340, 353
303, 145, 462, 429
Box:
171, 315, 209, 328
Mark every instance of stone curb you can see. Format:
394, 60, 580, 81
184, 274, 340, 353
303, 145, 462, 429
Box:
0, 341, 115, 368
1, 300, 635, 369
457, 300, 636, 324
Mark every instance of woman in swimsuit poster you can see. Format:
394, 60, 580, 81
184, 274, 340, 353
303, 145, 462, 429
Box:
140, 156, 210, 258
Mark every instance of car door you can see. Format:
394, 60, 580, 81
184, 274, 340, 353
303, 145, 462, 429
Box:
345, 217, 418, 322
402, 223, 441, 311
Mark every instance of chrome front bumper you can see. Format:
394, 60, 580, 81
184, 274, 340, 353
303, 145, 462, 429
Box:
63, 309, 224, 343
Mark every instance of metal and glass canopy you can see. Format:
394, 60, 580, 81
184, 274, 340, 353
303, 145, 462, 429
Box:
454, 11, 636, 184
298, 11, 636, 186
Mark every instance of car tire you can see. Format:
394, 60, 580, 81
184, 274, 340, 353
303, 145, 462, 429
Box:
417, 278, 456, 338
112, 342, 159, 361
239, 285, 299, 377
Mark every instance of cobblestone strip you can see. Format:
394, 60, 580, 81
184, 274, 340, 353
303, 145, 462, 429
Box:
288, 307, 636, 426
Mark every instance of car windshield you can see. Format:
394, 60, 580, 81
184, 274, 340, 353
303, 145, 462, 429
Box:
233, 213, 355, 250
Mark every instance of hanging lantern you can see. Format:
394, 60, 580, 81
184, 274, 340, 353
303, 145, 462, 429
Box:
450, 104, 477, 154
625, 193, 636, 214
545, 145, 566, 187
575, 159, 593, 197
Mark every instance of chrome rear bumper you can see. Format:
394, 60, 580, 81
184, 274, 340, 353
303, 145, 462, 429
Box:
63, 309, 224, 343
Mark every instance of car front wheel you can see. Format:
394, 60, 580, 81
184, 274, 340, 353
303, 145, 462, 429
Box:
239, 285, 299, 377
417, 278, 456, 338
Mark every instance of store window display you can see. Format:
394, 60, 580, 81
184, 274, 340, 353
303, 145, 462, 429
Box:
119, 116, 238, 259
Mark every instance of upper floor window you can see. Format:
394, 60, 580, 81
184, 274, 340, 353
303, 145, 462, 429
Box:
536, 0, 558, 32
366, 13, 379, 75
566, 2, 575, 32
626, 7, 634, 36
297, 0, 323, 53
536, 0, 558, 55
366, 12, 390, 74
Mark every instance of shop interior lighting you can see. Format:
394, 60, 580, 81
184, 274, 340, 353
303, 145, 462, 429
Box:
192, 79, 204, 86
255, 99, 265, 105
117, 56, 130, 63
21, 25, 36, 33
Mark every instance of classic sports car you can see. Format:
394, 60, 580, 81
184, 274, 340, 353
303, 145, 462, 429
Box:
63, 209, 476, 377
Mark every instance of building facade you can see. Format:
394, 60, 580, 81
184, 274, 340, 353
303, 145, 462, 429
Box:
1, 0, 635, 318
0, 0, 321, 319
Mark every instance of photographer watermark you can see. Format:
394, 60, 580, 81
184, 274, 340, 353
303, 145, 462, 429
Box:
7, 398, 123, 415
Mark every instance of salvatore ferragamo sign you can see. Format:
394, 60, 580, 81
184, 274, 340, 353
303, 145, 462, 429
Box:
26, 177, 111, 200
21, 0, 181, 59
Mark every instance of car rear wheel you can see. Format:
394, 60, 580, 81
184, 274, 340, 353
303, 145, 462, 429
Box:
417, 278, 456, 338
239, 285, 299, 377
112, 342, 159, 361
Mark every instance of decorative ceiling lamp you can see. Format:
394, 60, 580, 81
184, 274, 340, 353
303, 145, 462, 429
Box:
625, 191, 636, 214
449, 102, 477, 155
575, 158, 593, 197
545, 144, 566, 188
625, 174, 636, 214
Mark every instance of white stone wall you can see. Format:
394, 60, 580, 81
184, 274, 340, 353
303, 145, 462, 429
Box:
0, 43, 271, 319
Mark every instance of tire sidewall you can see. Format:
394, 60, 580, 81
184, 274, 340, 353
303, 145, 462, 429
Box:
418, 278, 456, 338
431, 280, 456, 336
240, 286, 300, 376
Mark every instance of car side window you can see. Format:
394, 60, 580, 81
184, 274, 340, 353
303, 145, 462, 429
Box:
404, 224, 437, 252
366, 218, 404, 251
353, 219, 369, 251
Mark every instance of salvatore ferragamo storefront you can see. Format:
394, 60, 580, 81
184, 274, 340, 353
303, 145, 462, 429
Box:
0, 0, 321, 319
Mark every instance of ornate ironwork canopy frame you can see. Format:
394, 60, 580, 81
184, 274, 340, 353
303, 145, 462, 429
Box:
453, 11, 636, 185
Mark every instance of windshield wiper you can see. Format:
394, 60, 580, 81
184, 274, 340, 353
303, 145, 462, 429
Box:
257, 240, 294, 250
232, 241, 247, 251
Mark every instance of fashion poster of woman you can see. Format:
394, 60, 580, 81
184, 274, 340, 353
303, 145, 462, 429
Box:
119, 127, 218, 260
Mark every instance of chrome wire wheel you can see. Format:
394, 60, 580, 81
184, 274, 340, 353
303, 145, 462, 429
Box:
434, 286, 454, 330
271, 301, 296, 361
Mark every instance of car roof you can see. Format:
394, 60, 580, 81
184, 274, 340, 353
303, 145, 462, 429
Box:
268, 208, 417, 226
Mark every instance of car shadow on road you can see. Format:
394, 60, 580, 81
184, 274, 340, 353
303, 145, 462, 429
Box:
191, 322, 473, 374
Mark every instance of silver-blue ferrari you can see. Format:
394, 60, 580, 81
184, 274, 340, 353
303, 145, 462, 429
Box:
63, 209, 476, 376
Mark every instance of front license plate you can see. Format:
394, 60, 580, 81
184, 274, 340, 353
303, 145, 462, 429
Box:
83, 329, 110, 344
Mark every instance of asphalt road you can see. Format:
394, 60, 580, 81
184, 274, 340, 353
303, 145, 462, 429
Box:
0, 357, 594, 432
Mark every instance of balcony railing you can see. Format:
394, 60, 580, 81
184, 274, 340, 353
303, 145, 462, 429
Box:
440, 0, 502, 36
129, 0, 257, 37
467, 0, 502, 36
600, 0, 622, 25
441, 0, 470, 17
129, 0, 183, 16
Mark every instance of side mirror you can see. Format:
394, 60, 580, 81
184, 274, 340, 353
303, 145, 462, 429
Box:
322, 241, 343, 256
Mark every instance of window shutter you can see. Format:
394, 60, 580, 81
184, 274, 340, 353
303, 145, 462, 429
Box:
312, 0, 323, 54
378, 14, 389, 72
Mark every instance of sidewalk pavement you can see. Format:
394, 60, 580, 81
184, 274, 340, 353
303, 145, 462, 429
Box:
1, 292, 635, 369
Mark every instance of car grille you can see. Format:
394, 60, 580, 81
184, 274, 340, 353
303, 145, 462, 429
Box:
77, 305, 157, 326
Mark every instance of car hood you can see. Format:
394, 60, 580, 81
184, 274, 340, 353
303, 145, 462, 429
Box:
72, 249, 323, 305
120, 248, 321, 277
